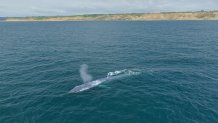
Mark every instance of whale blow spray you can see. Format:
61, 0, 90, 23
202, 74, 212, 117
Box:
80, 64, 93, 83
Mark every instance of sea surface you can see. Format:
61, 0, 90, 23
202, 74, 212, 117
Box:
0, 21, 218, 123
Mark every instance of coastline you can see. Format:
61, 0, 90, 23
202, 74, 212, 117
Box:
3, 11, 218, 21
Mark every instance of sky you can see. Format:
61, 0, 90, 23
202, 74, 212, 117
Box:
0, 0, 218, 17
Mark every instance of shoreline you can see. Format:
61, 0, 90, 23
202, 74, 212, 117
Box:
3, 11, 218, 21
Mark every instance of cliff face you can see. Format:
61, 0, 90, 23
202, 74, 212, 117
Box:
5, 12, 218, 21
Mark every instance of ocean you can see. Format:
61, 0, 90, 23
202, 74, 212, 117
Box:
0, 21, 218, 123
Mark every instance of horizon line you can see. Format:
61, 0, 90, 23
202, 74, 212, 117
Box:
1, 10, 218, 18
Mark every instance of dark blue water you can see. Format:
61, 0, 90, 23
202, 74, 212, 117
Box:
0, 21, 218, 123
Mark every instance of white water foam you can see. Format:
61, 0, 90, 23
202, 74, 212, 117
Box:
107, 69, 140, 78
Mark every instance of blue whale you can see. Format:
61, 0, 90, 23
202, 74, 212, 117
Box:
69, 69, 140, 93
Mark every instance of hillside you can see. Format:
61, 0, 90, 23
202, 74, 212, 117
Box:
4, 11, 218, 21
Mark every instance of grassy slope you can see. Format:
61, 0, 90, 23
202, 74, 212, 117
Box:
5, 11, 218, 21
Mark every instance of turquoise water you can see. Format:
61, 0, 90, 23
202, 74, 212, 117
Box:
0, 21, 218, 123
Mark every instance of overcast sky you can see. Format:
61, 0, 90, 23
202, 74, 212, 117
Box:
0, 0, 218, 17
